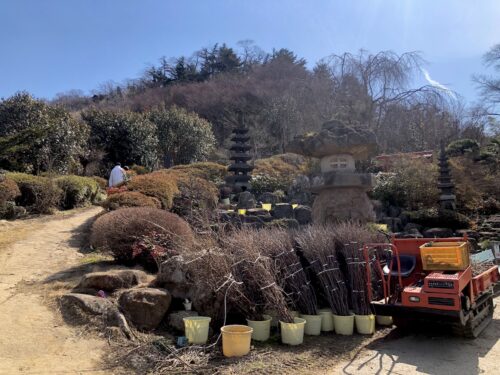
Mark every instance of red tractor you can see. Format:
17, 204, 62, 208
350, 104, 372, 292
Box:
363, 236, 500, 337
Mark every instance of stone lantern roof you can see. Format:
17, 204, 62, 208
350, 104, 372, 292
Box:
287, 120, 377, 160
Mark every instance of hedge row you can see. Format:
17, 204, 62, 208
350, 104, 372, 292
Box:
4, 172, 102, 215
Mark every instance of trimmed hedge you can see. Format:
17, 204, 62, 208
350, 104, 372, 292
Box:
56, 175, 100, 209
127, 173, 179, 209
0, 178, 20, 204
171, 162, 227, 183
102, 191, 161, 210
90, 207, 194, 264
6, 172, 62, 214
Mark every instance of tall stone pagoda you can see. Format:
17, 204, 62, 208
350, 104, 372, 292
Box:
438, 142, 456, 211
225, 126, 253, 192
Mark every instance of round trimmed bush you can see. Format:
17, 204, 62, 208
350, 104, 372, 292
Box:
6, 172, 62, 214
102, 191, 161, 210
0, 178, 21, 203
56, 175, 100, 209
90, 207, 195, 264
127, 173, 179, 209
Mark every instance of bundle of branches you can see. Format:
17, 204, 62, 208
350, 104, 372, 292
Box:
295, 225, 350, 316
252, 228, 318, 315
340, 242, 372, 315
471, 258, 497, 277
220, 228, 294, 323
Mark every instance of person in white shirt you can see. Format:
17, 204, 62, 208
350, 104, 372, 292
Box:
108, 163, 126, 188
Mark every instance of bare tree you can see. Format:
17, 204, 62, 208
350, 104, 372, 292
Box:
474, 44, 500, 116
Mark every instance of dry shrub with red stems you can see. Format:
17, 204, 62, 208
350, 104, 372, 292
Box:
90, 207, 194, 267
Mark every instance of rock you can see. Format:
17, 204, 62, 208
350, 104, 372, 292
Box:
119, 287, 172, 330
404, 223, 423, 232
294, 205, 312, 225
60, 293, 116, 316
423, 228, 453, 238
246, 208, 272, 221
77, 269, 151, 292
404, 228, 423, 238
242, 215, 265, 228
272, 203, 294, 219
381, 217, 402, 233
168, 310, 199, 332
258, 192, 280, 205
237, 191, 256, 209
288, 175, 313, 205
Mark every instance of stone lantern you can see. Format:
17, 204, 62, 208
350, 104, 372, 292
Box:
287, 120, 377, 223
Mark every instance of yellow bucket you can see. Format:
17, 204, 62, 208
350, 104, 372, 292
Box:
246, 317, 272, 342
183, 316, 211, 344
376, 315, 393, 326
238, 209, 247, 215
300, 314, 322, 336
318, 309, 334, 332
262, 203, 272, 211
280, 317, 306, 345
221, 325, 253, 357
355, 314, 376, 334
333, 314, 354, 335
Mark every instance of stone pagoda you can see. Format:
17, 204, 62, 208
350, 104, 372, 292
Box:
438, 142, 456, 211
225, 126, 253, 192
287, 120, 377, 223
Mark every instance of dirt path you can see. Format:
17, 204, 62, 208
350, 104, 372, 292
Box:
330, 296, 500, 375
0, 207, 112, 375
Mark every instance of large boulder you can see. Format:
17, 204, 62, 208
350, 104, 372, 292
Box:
237, 191, 256, 209
258, 192, 280, 205
272, 203, 294, 219
118, 288, 171, 330
313, 188, 376, 224
60, 293, 116, 316
76, 269, 151, 292
294, 205, 312, 225
423, 228, 453, 238
168, 310, 199, 332
59, 293, 132, 338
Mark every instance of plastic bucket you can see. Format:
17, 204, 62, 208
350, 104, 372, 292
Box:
183, 316, 211, 344
262, 312, 278, 327
333, 314, 354, 336
280, 317, 306, 345
246, 317, 272, 342
376, 315, 393, 326
318, 309, 334, 332
355, 314, 376, 334
300, 314, 322, 336
221, 325, 253, 357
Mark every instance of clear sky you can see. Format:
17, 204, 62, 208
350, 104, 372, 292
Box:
1, 0, 499, 103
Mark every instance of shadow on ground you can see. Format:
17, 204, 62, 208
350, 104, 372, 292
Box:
341, 319, 500, 375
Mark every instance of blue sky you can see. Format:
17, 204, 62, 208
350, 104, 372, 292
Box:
0, 0, 499, 103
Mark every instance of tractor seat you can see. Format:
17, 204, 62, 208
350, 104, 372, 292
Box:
383, 255, 416, 277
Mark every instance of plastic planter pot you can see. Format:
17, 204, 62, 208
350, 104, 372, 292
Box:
355, 314, 376, 334
280, 317, 306, 345
246, 317, 272, 342
221, 325, 253, 357
376, 315, 393, 326
183, 316, 211, 344
300, 314, 322, 336
333, 314, 354, 335
318, 309, 334, 332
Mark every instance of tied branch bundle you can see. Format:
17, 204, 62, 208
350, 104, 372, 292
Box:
296, 226, 350, 316
340, 242, 372, 316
